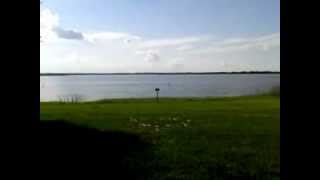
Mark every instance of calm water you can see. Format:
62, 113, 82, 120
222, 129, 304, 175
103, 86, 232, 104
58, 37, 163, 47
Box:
40, 74, 280, 101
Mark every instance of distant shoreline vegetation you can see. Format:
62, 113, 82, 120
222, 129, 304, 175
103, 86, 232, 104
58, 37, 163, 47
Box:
40, 71, 280, 76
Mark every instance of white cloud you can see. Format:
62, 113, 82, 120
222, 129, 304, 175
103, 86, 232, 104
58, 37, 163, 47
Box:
40, 4, 85, 42
83, 32, 141, 44
144, 51, 161, 63
138, 36, 208, 50
192, 33, 280, 54
41, 5, 279, 73
41, 32, 280, 72
176, 45, 195, 51
40, 6, 59, 41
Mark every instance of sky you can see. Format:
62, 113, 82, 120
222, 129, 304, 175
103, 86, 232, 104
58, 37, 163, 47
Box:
40, 0, 280, 73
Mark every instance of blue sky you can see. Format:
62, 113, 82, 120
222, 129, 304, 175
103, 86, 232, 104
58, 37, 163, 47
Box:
40, 0, 280, 73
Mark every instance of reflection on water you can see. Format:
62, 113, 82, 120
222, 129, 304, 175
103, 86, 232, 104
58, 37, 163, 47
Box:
40, 74, 280, 101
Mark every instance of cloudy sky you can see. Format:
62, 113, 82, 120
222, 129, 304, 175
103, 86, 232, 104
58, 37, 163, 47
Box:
40, 0, 280, 73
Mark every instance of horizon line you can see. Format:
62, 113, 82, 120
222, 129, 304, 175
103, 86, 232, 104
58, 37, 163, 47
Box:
40, 71, 280, 76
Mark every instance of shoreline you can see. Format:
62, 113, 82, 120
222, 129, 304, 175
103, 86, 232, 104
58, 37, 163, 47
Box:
40, 94, 279, 103
40, 71, 280, 76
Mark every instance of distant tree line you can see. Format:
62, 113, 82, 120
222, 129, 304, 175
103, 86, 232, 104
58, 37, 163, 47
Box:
40, 71, 280, 76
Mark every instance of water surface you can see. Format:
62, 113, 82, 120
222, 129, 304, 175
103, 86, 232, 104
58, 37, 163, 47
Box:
40, 74, 280, 101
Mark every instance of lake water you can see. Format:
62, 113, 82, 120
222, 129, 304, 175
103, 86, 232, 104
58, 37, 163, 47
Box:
40, 74, 280, 101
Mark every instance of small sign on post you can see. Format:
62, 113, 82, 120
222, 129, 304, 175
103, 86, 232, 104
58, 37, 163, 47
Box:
155, 88, 160, 102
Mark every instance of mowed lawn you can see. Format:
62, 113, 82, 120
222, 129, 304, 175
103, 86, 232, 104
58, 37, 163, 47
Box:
40, 95, 280, 180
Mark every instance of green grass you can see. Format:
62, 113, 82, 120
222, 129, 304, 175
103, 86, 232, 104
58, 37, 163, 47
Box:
40, 95, 280, 180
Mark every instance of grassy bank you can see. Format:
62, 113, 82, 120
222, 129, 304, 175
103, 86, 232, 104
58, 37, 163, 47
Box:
40, 95, 280, 179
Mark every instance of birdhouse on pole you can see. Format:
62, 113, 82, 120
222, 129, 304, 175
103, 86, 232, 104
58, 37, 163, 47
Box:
155, 88, 160, 102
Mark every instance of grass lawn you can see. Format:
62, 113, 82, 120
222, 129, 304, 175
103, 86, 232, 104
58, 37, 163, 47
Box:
40, 95, 280, 180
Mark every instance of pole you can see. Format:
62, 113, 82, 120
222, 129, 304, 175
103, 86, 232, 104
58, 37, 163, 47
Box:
155, 88, 160, 103
156, 91, 159, 102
